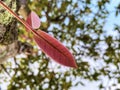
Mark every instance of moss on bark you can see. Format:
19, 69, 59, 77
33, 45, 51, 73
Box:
0, 0, 16, 25
0, 0, 18, 63
0, 0, 33, 64
0, 0, 18, 45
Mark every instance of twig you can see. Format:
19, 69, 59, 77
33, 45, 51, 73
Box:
0, 64, 11, 77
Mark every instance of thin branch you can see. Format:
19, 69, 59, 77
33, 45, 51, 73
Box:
0, 64, 11, 77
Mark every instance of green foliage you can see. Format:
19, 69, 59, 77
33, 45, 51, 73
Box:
1, 0, 120, 89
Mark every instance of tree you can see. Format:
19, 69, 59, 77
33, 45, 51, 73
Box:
0, 0, 120, 89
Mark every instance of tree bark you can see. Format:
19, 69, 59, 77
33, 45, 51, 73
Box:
0, 0, 32, 64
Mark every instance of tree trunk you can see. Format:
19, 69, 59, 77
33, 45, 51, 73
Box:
0, 0, 32, 64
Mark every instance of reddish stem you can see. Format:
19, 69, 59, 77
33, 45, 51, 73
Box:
0, 1, 38, 36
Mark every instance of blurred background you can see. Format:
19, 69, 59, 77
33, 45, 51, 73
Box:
1, 0, 120, 90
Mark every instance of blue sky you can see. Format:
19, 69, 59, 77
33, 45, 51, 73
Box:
71, 0, 120, 90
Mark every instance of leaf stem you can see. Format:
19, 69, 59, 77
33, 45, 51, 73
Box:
0, 1, 38, 36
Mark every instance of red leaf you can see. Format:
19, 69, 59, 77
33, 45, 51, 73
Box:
0, 1, 78, 68
33, 30, 78, 68
26, 11, 41, 30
